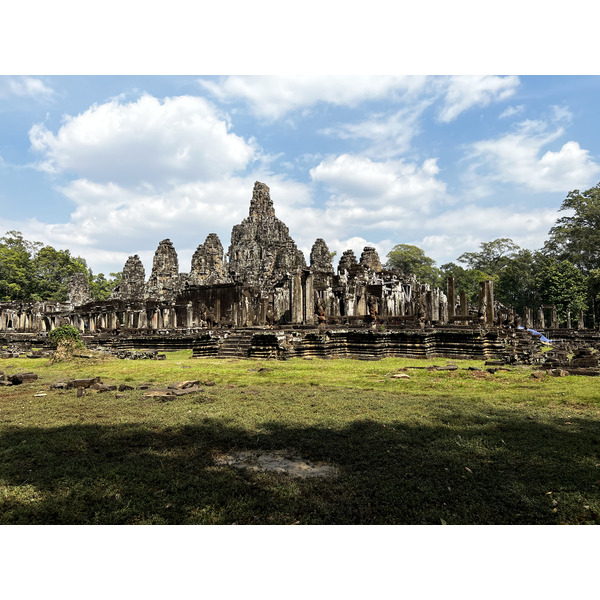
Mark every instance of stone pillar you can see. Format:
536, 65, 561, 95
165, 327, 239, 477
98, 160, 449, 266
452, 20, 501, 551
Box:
215, 299, 221, 323
460, 291, 468, 317
425, 290, 433, 322
432, 289, 440, 322
477, 282, 487, 321
551, 305, 558, 329
303, 272, 314, 325
447, 277, 455, 319
578, 309, 585, 330
537, 307, 545, 329
566, 310, 572, 329
290, 271, 303, 323
187, 303, 194, 328
357, 284, 367, 317
485, 280, 494, 325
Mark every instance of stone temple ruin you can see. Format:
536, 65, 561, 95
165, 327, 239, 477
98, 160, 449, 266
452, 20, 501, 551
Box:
1, 181, 599, 363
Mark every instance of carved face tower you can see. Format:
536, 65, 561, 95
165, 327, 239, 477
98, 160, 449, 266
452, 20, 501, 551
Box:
227, 181, 306, 286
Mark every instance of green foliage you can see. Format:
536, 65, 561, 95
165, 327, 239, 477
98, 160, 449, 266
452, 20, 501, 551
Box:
0, 230, 113, 303
386, 244, 441, 286
536, 259, 587, 325
30, 246, 89, 302
544, 183, 600, 273
495, 249, 540, 312
439, 262, 490, 302
90, 272, 122, 301
48, 324, 83, 348
457, 238, 520, 276
0, 231, 40, 300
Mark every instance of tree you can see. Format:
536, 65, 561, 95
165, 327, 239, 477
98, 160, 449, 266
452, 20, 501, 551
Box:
90, 272, 122, 301
536, 259, 587, 326
495, 249, 540, 313
30, 246, 89, 302
385, 244, 440, 286
544, 183, 600, 273
457, 238, 520, 276
439, 262, 490, 302
0, 231, 40, 300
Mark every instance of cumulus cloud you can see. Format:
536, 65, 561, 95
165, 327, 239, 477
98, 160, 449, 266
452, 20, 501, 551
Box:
199, 75, 428, 119
438, 75, 520, 123
465, 118, 600, 193
0, 76, 54, 100
29, 94, 258, 186
310, 154, 445, 216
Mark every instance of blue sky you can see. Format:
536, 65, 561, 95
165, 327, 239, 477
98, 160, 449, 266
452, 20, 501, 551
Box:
1, 74, 600, 277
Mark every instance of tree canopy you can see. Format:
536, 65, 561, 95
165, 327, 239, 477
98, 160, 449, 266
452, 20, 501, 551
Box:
385, 244, 440, 286
544, 183, 600, 273
0, 231, 120, 302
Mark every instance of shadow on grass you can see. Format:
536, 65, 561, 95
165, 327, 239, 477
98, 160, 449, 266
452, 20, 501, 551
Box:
1, 407, 599, 524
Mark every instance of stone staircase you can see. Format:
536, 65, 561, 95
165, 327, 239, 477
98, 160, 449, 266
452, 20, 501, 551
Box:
217, 330, 254, 358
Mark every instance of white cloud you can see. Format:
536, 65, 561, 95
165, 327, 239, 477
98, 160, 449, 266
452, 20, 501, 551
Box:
465, 119, 600, 193
0, 76, 54, 100
319, 101, 432, 157
199, 75, 428, 119
499, 104, 525, 119
551, 104, 573, 124
29, 94, 258, 186
310, 154, 445, 215
438, 75, 520, 123
419, 205, 560, 264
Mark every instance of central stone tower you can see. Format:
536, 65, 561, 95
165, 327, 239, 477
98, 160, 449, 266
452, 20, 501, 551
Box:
227, 181, 306, 287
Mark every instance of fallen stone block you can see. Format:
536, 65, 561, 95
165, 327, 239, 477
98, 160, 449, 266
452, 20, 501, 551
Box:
143, 390, 177, 401
8, 372, 38, 385
89, 383, 118, 393
118, 384, 135, 391
73, 377, 102, 388
169, 386, 202, 396
51, 381, 74, 390
167, 380, 200, 389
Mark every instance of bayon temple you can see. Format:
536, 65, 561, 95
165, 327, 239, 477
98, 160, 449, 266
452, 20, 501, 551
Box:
1, 182, 595, 361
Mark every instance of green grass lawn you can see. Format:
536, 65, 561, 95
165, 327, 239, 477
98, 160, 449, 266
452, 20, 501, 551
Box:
1, 351, 599, 524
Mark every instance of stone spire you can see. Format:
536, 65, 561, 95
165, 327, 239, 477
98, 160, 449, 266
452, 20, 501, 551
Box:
359, 247, 382, 273
228, 181, 306, 287
249, 181, 276, 219
110, 255, 146, 301
310, 238, 334, 274
145, 239, 181, 300
189, 233, 231, 286
338, 249, 359, 275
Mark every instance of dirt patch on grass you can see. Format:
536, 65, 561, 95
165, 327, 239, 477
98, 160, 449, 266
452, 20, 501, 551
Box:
214, 450, 339, 478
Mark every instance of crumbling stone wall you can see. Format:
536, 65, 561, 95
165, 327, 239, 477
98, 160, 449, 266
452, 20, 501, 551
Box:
67, 273, 92, 307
